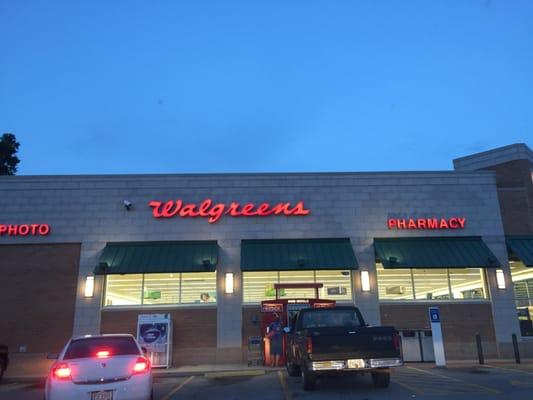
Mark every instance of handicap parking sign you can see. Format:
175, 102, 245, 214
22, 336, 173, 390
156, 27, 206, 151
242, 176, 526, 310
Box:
429, 308, 440, 323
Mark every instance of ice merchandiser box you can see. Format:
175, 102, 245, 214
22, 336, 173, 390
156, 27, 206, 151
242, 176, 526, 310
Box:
137, 313, 172, 368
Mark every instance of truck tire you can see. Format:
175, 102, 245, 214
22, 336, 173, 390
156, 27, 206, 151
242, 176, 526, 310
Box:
0, 360, 5, 381
286, 359, 300, 377
371, 369, 390, 388
301, 363, 316, 391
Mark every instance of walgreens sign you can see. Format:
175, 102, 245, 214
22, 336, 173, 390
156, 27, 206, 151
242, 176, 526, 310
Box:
149, 199, 310, 223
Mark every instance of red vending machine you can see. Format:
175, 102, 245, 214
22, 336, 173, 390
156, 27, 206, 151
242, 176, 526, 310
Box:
260, 283, 336, 366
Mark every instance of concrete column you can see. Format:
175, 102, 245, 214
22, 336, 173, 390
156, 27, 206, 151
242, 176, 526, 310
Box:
484, 236, 522, 358
352, 237, 381, 326
215, 240, 243, 363
72, 241, 106, 337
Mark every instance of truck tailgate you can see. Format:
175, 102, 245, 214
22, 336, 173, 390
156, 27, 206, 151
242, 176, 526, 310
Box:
307, 326, 400, 361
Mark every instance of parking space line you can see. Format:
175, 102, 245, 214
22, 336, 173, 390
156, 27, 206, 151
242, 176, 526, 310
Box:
393, 368, 457, 395
510, 379, 533, 386
406, 366, 500, 394
277, 370, 293, 400
160, 376, 194, 400
392, 378, 424, 395
483, 364, 533, 376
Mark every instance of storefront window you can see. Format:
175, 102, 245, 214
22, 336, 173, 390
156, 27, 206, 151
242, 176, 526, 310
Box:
316, 270, 353, 302
449, 268, 486, 299
242, 271, 279, 303
510, 261, 533, 337
105, 274, 143, 306
413, 269, 450, 300
142, 274, 180, 305
180, 272, 217, 304
242, 270, 353, 304
376, 263, 487, 301
376, 265, 414, 300
104, 272, 216, 307
279, 271, 316, 298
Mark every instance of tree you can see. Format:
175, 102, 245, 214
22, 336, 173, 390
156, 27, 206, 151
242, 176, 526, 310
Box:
0, 133, 21, 175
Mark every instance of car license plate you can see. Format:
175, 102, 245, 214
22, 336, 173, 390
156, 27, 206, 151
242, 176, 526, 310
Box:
347, 359, 365, 369
90, 390, 113, 400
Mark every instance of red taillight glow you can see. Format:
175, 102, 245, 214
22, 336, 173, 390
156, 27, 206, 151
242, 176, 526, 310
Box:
133, 357, 150, 374
96, 350, 110, 358
306, 337, 313, 354
52, 363, 71, 380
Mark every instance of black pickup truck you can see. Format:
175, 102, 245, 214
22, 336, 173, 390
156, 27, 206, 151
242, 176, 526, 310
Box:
284, 306, 402, 390
0, 344, 8, 381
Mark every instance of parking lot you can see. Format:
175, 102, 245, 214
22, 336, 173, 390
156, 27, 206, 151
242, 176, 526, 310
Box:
2, 363, 533, 400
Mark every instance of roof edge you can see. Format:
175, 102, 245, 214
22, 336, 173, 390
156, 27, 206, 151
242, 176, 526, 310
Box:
453, 143, 533, 171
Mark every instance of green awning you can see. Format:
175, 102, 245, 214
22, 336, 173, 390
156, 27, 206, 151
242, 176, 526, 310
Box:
94, 241, 218, 274
374, 236, 500, 268
241, 238, 358, 271
507, 236, 533, 267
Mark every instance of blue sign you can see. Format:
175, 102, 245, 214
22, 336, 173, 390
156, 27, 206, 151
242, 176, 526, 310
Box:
429, 308, 440, 323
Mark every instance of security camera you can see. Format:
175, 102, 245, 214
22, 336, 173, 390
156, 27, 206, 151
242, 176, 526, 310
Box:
123, 200, 133, 210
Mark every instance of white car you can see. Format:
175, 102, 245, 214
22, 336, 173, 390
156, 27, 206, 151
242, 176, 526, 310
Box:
46, 334, 153, 400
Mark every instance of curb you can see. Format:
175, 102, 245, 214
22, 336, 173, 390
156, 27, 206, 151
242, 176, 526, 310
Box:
1, 368, 280, 384
204, 370, 266, 378
154, 367, 280, 379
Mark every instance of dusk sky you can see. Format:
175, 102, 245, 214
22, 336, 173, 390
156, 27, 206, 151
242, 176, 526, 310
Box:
1, 1, 532, 175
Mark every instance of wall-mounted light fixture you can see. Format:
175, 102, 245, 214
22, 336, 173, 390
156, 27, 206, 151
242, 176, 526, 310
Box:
496, 269, 506, 290
225, 272, 234, 294
84, 276, 95, 298
361, 270, 370, 292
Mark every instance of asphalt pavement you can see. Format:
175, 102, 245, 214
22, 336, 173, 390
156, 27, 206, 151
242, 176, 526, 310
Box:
3, 363, 533, 400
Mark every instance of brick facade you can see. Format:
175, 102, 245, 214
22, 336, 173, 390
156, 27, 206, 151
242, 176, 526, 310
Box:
481, 159, 533, 235
0, 244, 80, 353
242, 306, 262, 347
454, 144, 533, 235
101, 307, 217, 366
381, 303, 498, 360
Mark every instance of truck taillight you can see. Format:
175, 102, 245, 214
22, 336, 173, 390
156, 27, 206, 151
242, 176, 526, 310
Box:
307, 337, 313, 354
52, 363, 71, 380
133, 357, 150, 374
392, 333, 401, 351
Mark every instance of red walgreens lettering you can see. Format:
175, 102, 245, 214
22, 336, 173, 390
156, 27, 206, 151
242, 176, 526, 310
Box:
149, 199, 310, 223
0, 224, 51, 237
387, 217, 467, 230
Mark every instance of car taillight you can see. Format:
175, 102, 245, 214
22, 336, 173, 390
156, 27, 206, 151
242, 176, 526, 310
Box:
96, 350, 110, 358
52, 363, 71, 380
307, 337, 313, 354
133, 357, 150, 374
392, 333, 401, 351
